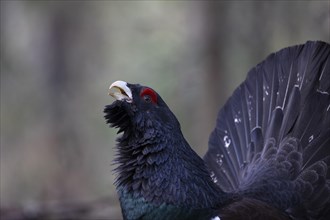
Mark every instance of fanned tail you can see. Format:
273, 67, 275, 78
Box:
204, 41, 330, 218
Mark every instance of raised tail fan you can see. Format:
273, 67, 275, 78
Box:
204, 41, 330, 219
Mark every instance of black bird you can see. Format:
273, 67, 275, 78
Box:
104, 41, 330, 220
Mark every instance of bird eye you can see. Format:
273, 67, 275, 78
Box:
140, 87, 158, 104
143, 95, 152, 103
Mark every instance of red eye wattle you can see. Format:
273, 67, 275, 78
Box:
140, 88, 158, 104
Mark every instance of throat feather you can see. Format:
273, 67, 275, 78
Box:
115, 135, 228, 209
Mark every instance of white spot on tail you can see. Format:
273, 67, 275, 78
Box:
211, 216, 221, 220
216, 153, 223, 166
210, 171, 218, 183
223, 136, 231, 148
308, 135, 314, 143
317, 89, 329, 95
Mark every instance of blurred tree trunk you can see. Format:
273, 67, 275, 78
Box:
45, 4, 86, 201
251, 1, 269, 58
202, 1, 228, 124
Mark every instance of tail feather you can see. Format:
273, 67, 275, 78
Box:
262, 56, 279, 132
204, 41, 330, 218
263, 107, 283, 149
278, 86, 300, 141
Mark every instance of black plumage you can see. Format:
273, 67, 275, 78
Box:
104, 41, 330, 220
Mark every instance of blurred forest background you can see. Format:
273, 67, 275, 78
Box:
1, 0, 329, 219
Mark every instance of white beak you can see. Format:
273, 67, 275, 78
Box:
109, 80, 133, 103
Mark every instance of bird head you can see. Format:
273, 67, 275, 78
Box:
104, 80, 181, 140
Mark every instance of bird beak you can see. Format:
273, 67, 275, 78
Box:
109, 80, 133, 103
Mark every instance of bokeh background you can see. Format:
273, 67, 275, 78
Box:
1, 1, 329, 219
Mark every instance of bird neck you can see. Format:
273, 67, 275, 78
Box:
114, 128, 229, 218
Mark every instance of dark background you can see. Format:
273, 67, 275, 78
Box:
1, 1, 329, 219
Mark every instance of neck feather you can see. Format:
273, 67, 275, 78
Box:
114, 128, 228, 210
